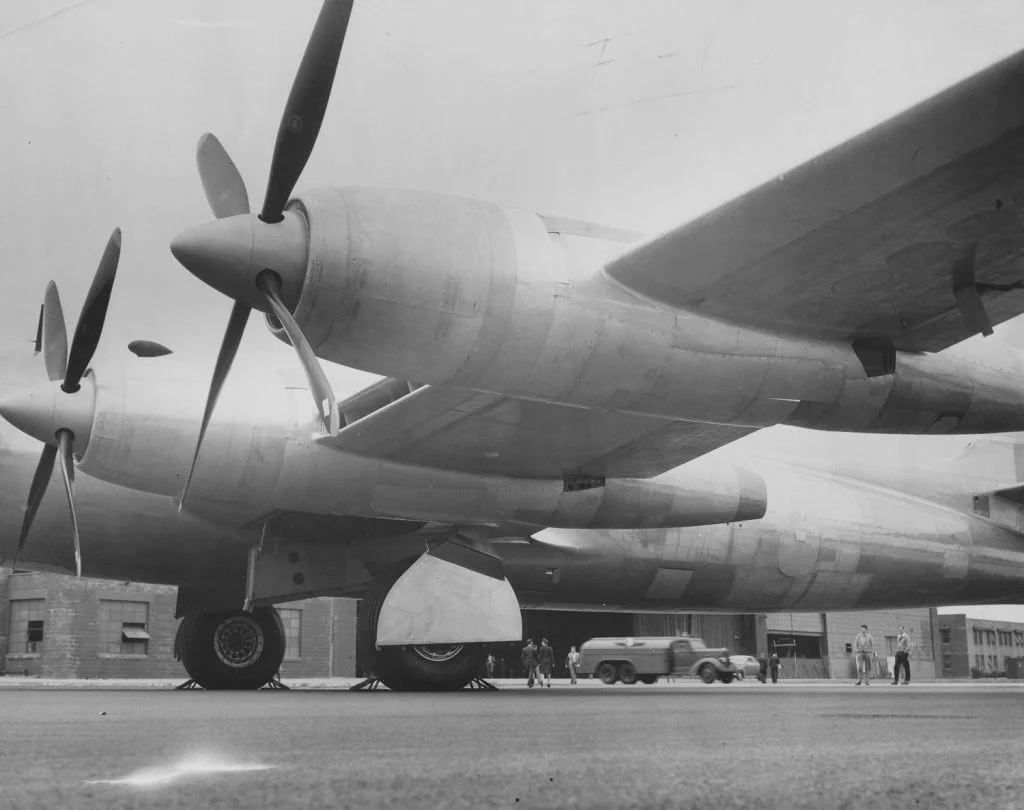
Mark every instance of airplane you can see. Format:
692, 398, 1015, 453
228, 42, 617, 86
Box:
6, 1, 1024, 691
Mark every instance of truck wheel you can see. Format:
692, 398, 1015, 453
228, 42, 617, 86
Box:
619, 662, 638, 685
640, 675, 658, 684
699, 663, 717, 684
719, 672, 735, 684
597, 662, 619, 684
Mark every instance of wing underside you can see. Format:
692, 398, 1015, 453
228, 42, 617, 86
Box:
606, 48, 1024, 353
324, 380, 755, 479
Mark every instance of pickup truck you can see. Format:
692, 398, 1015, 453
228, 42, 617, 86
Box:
579, 635, 739, 684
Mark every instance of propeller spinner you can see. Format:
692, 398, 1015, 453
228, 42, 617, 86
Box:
171, 0, 352, 508
0, 228, 122, 577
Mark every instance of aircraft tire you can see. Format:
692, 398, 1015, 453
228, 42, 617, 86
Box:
179, 607, 285, 690
358, 575, 486, 692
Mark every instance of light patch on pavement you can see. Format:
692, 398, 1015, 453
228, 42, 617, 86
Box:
86, 753, 274, 787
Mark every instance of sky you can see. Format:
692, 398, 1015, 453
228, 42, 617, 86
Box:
4, 0, 1024, 620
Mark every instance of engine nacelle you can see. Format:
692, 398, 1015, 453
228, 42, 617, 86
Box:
274, 187, 554, 385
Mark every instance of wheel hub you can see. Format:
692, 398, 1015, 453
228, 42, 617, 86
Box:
411, 643, 464, 663
213, 614, 265, 669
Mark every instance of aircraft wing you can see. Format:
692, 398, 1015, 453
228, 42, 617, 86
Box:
606, 49, 1024, 353
324, 381, 754, 478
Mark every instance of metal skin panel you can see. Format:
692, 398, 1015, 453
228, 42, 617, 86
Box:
604, 48, 1024, 353
5, 338, 1024, 616
375, 554, 521, 646
516, 461, 1024, 612
268, 189, 1024, 437
74, 361, 763, 531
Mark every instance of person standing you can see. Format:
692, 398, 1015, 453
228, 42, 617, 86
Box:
522, 639, 539, 688
539, 638, 555, 688
855, 624, 875, 686
757, 652, 768, 684
486, 653, 495, 680
892, 626, 911, 685
768, 648, 781, 684
567, 645, 581, 685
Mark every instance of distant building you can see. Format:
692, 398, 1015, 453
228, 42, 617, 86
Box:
933, 613, 1024, 677
0, 571, 357, 680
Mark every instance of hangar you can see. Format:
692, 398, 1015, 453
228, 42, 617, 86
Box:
1, 569, 938, 682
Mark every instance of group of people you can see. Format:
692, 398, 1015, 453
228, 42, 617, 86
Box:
516, 638, 582, 687
854, 623, 911, 686
756, 650, 781, 683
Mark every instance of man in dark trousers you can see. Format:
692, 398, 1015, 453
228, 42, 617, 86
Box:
538, 638, 555, 688
892, 626, 911, 685
521, 638, 539, 688
769, 648, 781, 683
757, 652, 768, 683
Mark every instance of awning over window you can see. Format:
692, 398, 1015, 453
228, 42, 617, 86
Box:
122, 626, 150, 641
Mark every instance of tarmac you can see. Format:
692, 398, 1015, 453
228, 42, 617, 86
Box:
2, 677, 1023, 809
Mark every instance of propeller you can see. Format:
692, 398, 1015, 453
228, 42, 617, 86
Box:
173, 0, 353, 508
2, 228, 122, 576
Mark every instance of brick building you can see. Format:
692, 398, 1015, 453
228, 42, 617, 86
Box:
0, 571, 357, 679
933, 613, 1024, 677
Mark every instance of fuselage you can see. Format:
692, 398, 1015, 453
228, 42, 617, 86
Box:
3, 341, 1024, 611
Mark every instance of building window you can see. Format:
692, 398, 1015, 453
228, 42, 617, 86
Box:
940, 628, 951, 644
9, 599, 45, 654
99, 600, 150, 655
942, 654, 952, 670
278, 608, 301, 660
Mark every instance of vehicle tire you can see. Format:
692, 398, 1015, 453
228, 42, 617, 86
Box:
597, 662, 619, 684
699, 663, 717, 684
640, 675, 658, 684
179, 607, 285, 690
358, 575, 486, 691
619, 662, 638, 685
719, 672, 735, 684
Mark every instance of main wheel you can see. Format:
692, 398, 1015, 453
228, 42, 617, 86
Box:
597, 662, 619, 684
719, 672, 735, 684
639, 675, 658, 684
699, 663, 717, 684
178, 607, 285, 690
619, 662, 638, 685
358, 576, 486, 691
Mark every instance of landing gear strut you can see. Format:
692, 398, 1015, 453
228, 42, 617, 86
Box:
176, 606, 286, 690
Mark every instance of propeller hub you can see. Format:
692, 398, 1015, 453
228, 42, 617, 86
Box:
0, 376, 96, 455
170, 211, 308, 313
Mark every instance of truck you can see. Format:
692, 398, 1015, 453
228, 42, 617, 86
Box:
579, 636, 740, 685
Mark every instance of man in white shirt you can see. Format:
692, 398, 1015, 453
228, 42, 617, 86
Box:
855, 624, 875, 686
892, 626, 911, 685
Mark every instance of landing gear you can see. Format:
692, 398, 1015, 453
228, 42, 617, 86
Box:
358, 576, 486, 691
176, 606, 285, 690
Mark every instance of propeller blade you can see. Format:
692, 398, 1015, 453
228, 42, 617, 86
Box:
180, 300, 251, 509
261, 0, 355, 222
197, 133, 250, 219
13, 443, 58, 571
257, 272, 339, 435
65, 228, 121, 393
55, 429, 81, 578
41, 281, 68, 382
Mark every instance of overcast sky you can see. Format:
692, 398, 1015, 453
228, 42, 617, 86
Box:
4, 1, 1024, 621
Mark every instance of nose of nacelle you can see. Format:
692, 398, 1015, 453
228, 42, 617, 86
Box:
0, 376, 96, 455
170, 211, 308, 312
